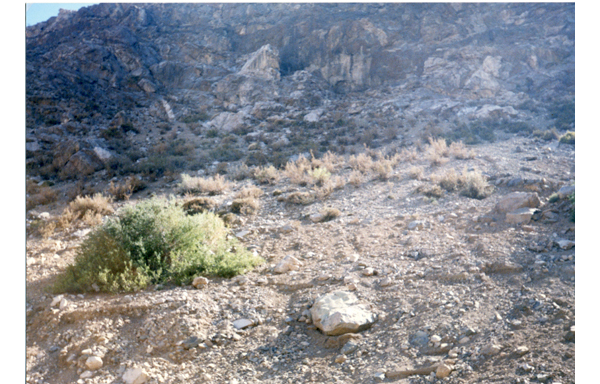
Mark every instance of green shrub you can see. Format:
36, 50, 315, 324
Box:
308, 167, 331, 185
559, 131, 575, 145
569, 192, 575, 222
54, 198, 263, 293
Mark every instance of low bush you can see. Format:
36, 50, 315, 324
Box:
181, 197, 217, 215
315, 208, 341, 223
559, 131, 575, 145
254, 165, 280, 185
53, 198, 263, 293
532, 128, 559, 141
285, 191, 315, 205
408, 166, 424, 180
179, 174, 230, 195
235, 186, 264, 199
26, 180, 58, 211
284, 155, 312, 185
349, 153, 374, 174
416, 184, 444, 199
231, 197, 260, 215
308, 167, 331, 186
460, 169, 494, 199
108, 176, 146, 201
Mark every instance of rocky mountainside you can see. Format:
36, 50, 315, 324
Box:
26, 3, 574, 180
26, 4, 576, 384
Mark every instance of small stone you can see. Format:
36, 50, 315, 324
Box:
80, 371, 93, 379
341, 341, 358, 355
233, 319, 254, 330
515, 346, 530, 355
256, 277, 268, 285
408, 220, 425, 230
59, 298, 69, 310
334, 355, 347, 363
51, 295, 64, 307
362, 267, 375, 276
123, 367, 149, 384
436, 363, 453, 379
192, 276, 209, 288
85, 356, 103, 371
555, 239, 575, 250
481, 343, 502, 356
182, 336, 201, 350
274, 255, 302, 274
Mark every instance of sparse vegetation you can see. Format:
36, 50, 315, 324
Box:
53, 198, 263, 293
409, 166, 424, 180
459, 169, 494, 199
108, 175, 146, 201
284, 155, 312, 185
532, 128, 560, 141
181, 197, 217, 215
285, 191, 315, 205
349, 152, 374, 174
179, 174, 230, 195
231, 197, 260, 215
254, 165, 280, 185
26, 180, 58, 211
559, 131, 575, 145
308, 167, 331, 186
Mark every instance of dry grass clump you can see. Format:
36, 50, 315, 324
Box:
108, 175, 146, 201
348, 170, 364, 187
311, 151, 345, 173
432, 168, 493, 199
427, 137, 450, 156
372, 155, 400, 180
314, 207, 342, 223
435, 168, 461, 192
408, 166, 424, 180
235, 186, 264, 199
59, 193, 114, 230
181, 197, 217, 215
399, 147, 418, 163
254, 165, 280, 185
460, 169, 493, 199
449, 141, 476, 159
179, 174, 230, 195
230, 163, 252, 181
231, 197, 260, 215
285, 191, 315, 205
416, 184, 444, 199
349, 152, 374, 174
26, 180, 58, 211
284, 155, 312, 185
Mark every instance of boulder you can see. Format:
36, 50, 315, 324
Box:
273, 255, 302, 274
557, 185, 575, 199
310, 291, 377, 336
85, 356, 103, 370
494, 192, 540, 214
62, 151, 103, 177
123, 367, 149, 384
505, 207, 537, 224
209, 111, 248, 132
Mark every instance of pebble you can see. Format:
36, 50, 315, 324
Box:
123, 367, 149, 384
436, 363, 453, 379
334, 355, 347, 363
85, 356, 103, 370
233, 319, 254, 330
80, 371, 93, 379
341, 341, 358, 355
515, 346, 530, 355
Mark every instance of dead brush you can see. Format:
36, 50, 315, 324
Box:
399, 147, 418, 163
58, 193, 114, 231
408, 166, 424, 180
26, 180, 58, 210
416, 184, 445, 199
179, 173, 230, 195
284, 155, 312, 185
181, 196, 217, 215
348, 170, 364, 187
230, 163, 252, 181
460, 168, 493, 199
253, 165, 280, 185
372, 156, 399, 180
285, 191, 315, 205
107, 175, 146, 201
314, 207, 342, 223
435, 168, 461, 192
310, 151, 345, 173
448, 141, 476, 159
349, 152, 374, 174
235, 186, 264, 199
231, 197, 260, 215
426, 137, 451, 166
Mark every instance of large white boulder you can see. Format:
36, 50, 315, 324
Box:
494, 192, 540, 214
310, 291, 377, 336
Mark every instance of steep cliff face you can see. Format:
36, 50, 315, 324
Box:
26, 3, 574, 179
